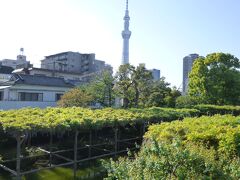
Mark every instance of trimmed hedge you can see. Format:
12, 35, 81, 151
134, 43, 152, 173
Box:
145, 115, 240, 156
0, 105, 239, 134
104, 115, 240, 179
0, 107, 199, 133
194, 104, 240, 116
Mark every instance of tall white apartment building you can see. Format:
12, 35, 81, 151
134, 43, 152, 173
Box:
182, 54, 200, 95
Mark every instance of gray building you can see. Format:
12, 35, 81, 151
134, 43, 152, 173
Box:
150, 69, 161, 81
182, 54, 200, 95
0, 48, 32, 69
0, 65, 13, 82
41, 51, 112, 75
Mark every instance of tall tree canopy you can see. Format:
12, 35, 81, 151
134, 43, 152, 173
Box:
188, 53, 240, 105
146, 78, 181, 107
87, 71, 115, 107
114, 64, 153, 108
114, 64, 135, 108
115, 64, 180, 108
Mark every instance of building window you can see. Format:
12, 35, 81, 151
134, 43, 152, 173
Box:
0, 91, 3, 101
18, 92, 43, 101
55, 93, 63, 101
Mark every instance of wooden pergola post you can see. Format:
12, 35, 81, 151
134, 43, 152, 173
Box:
114, 127, 118, 155
16, 133, 24, 180
49, 130, 53, 167
88, 130, 92, 158
73, 130, 79, 179
16, 135, 21, 180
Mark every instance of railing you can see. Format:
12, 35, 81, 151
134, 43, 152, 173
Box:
0, 124, 146, 180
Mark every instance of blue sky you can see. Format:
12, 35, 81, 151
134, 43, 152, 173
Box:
0, 0, 239, 87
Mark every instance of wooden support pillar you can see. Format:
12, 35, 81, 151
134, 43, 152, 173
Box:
114, 128, 118, 155
49, 130, 53, 167
88, 130, 92, 158
16, 135, 21, 180
16, 133, 23, 180
73, 130, 79, 180
27, 131, 32, 147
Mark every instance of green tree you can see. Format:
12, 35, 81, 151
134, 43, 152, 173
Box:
164, 87, 182, 107
57, 88, 93, 107
132, 64, 153, 107
188, 57, 208, 101
146, 77, 172, 107
189, 53, 240, 105
115, 64, 154, 108
114, 64, 135, 108
175, 95, 199, 108
87, 71, 115, 107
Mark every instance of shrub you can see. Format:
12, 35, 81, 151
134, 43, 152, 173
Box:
57, 88, 93, 107
103, 140, 227, 179
175, 95, 200, 108
104, 115, 240, 179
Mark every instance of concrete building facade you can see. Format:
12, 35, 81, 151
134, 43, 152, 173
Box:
0, 51, 32, 69
41, 51, 111, 75
150, 69, 161, 81
182, 54, 200, 95
0, 65, 13, 82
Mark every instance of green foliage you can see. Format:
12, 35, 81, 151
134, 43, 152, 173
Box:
145, 115, 240, 156
188, 53, 240, 105
85, 71, 115, 107
114, 64, 134, 108
103, 140, 228, 179
194, 104, 240, 116
0, 107, 199, 133
104, 115, 240, 179
25, 147, 45, 157
131, 64, 153, 107
165, 87, 182, 107
146, 77, 171, 107
146, 81, 181, 108
57, 88, 93, 107
1, 105, 240, 134
115, 64, 153, 108
176, 95, 201, 108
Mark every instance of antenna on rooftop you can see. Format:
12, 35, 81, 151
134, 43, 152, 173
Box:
20, 48, 24, 55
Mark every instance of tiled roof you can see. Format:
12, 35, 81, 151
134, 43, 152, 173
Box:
11, 74, 74, 88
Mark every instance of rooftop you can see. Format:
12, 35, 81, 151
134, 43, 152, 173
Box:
0, 74, 74, 88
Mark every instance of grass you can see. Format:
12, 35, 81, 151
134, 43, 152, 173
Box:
0, 166, 105, 180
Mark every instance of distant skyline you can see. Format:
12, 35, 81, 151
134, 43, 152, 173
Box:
0, 0, 239, 87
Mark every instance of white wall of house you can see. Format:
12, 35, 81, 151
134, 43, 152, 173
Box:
0, 84, 71, 110
4, 85, 70, 101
